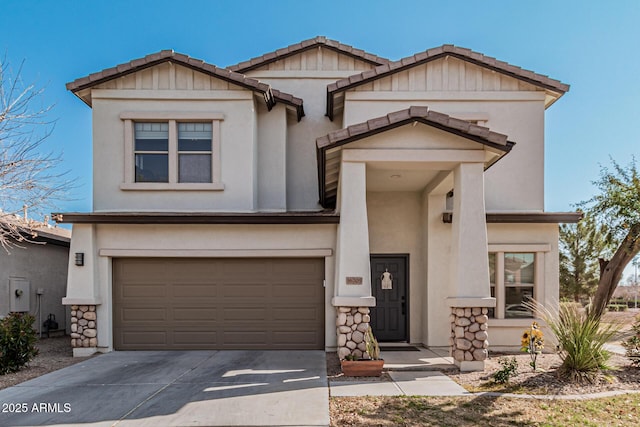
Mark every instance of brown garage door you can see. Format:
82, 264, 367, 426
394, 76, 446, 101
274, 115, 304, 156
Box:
113, 258, 325, 350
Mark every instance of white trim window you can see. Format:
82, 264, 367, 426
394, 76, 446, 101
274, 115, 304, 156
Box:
120, 112, 224, 190
488, 244, 549, 320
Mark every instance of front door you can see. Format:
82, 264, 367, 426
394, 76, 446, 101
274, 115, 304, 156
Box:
370, 255, 408, 342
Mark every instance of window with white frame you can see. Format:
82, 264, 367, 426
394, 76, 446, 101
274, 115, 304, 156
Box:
488, 245, 549, 320
120, 112, 224, 190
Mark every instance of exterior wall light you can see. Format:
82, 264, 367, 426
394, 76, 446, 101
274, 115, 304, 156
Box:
75, 252, 85, 266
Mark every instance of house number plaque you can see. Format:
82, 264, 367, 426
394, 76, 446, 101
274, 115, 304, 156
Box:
346, 276, 363, 285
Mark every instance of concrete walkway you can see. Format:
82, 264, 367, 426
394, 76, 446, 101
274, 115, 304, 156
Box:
330, 347, 470, 397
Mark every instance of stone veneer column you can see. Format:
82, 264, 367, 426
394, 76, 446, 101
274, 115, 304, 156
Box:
70, 305, 97, 348
336, 306, 372, 360
450, 307, 488, 366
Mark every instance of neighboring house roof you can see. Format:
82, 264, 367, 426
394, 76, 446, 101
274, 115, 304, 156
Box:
326, 44, 571, 119
0, 213, 71, 247
227, 36, 390, 73
66, 50, 305, 120
316, 106, 515, 208
51, 211, 340, 225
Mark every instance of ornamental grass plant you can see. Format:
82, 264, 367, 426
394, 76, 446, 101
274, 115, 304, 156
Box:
541, 302, 618, 383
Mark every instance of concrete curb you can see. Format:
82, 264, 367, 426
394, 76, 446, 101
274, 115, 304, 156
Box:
472, 389, 640, 400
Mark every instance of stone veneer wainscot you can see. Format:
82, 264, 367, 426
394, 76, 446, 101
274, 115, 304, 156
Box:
336, 306, 372, 360
70, 305, 97, 348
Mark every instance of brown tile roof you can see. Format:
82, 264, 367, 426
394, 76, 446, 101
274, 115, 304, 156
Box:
227, 36, 390, 73
66, 50, 305, 119
326, 45, 570, 119
316, 106, 515, 208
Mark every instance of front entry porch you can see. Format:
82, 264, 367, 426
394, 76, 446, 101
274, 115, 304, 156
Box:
318, 107, 513, 371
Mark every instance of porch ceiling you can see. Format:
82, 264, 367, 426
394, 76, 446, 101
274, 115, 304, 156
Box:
366, 165, 444, 192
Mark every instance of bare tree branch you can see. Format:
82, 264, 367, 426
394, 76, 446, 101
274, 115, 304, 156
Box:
0, 56, 75, 249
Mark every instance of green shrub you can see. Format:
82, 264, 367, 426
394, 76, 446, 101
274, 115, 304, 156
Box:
607, 304, 628, 312
493, 356, 519, 384
544, 302, 618, 383
0, 313, 39, 375
622, 314, 640, 367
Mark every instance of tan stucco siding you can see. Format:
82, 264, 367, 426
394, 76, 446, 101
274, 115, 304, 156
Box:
257, 104, 287, 210
65, 223, 337, 351
343, 97, 545, 211
354, 58, 542, 93
367, 191, 424, 343
245, 75, 349, 210
91, 95, 260, 211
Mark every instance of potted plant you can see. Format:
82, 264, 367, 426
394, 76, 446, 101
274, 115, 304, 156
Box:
340, 327, 384, 377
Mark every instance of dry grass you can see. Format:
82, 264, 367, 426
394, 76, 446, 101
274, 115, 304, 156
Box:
330, 394, 640, 426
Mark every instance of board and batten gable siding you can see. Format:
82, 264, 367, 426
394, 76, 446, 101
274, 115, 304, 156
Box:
92, 62, 245, 91
353, 57, 543, 92
246, 47, 378, 72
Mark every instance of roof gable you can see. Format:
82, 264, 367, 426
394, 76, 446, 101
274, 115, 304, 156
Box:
66, 50, 304, 119
316, 106, 515, 208
327, 45, 570, 119
227, 36, 389, 73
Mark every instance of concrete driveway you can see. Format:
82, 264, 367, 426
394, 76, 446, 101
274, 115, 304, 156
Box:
0, 350, 329, 427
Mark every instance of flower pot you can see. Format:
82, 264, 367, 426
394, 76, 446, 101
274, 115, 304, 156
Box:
340, 359, 384, 377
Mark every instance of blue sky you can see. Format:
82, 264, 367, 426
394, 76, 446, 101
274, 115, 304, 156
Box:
1, 0, 639, 215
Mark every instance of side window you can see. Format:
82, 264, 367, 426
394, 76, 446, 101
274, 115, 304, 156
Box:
504, 253, 535, 318
134, 123, 169, 183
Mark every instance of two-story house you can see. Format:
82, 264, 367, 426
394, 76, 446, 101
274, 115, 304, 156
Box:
56, 37, 579, 371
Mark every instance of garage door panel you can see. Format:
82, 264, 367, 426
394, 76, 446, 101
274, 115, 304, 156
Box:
120, 284, 167, 298
121, 331, 168, 347
171, 284, 218, 297
272, 330, 323, 346
172, 307, 218, 321
222, 307, 268, 321
173, 330, 218, 346
272, 306, 322, 322
119, 307, 167, 322
113, 258, 324, 350
222, 284, 270, 298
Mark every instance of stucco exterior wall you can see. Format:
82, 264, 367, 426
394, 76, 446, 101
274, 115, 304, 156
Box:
344, 95, 545, 211
367, 191, 424, 343
65, 223, 337, 351
257, 104, 287, 211
246, 47, 378, 210
91, 93, 260, 212
0, 242, 70, 333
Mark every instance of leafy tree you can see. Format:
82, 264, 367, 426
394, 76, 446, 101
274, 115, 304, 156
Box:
580, 158, 640, 319
559, 211, 610, 302
0, 57, 73, 249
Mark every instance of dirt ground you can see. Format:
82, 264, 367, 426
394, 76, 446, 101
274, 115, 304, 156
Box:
0, 336, 86, 391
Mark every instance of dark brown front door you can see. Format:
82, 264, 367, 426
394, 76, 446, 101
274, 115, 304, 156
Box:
370, 255, 408, 342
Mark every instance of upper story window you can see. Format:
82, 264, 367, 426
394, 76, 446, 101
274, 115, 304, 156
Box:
135, 123, 169, 183
178, 123, 212, 183
120, 112, 224, 191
